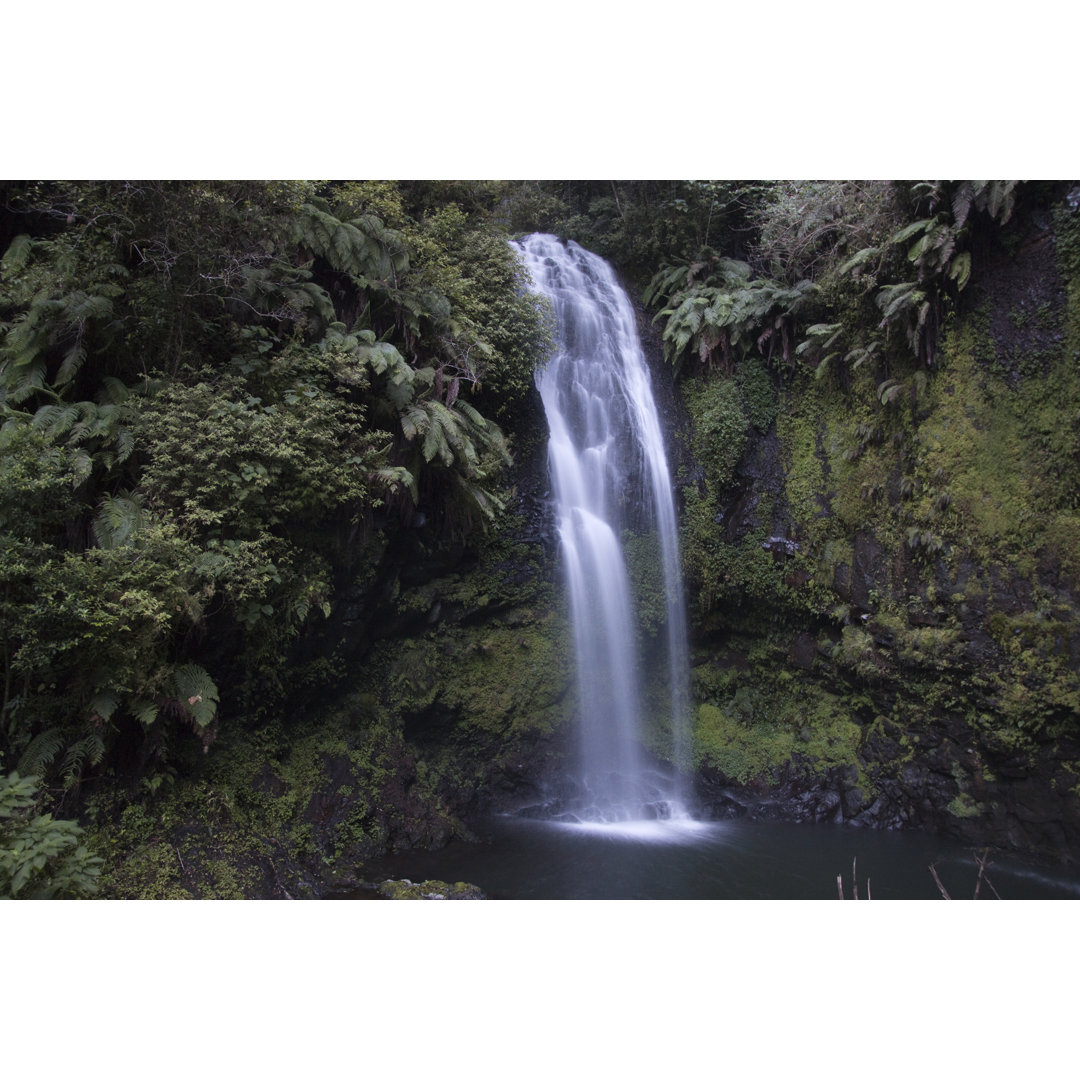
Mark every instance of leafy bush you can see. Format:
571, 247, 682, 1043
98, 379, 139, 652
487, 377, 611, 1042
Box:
0, 772, 102, 898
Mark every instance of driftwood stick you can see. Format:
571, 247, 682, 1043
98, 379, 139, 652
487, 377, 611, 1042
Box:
973, 848, 991, 900
270, 858, 294, 900
837, 873, 844, 900
928, 862, 952, 900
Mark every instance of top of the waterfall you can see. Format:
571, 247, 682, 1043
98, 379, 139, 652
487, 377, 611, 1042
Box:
516, 233, 594, 259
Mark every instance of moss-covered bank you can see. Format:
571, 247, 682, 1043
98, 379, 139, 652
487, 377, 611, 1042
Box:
678, 194, 1080, 862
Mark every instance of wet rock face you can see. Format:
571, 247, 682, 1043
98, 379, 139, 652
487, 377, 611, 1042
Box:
692, 711, 1080, 864
976, 219, 1068, 389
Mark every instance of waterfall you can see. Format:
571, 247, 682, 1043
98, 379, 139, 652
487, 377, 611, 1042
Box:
515, 233, 692, 825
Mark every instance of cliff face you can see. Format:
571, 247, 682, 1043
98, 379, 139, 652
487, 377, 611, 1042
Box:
677, 193, 1080, 863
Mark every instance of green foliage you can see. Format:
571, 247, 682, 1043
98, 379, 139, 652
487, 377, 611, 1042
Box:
0, 180, 552, 791
621, 531, 669, 640
692, 673, 863, 786
646, 252, 815, 373
502, 181, 772, 289
685, 376, 749, 490
754, 181, 900, 285
823, 181, 1020, 372
0, 771, 102, 897
135, 361, 376, 533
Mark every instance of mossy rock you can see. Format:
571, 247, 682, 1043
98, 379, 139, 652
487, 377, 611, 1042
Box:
376, 878, 486, 900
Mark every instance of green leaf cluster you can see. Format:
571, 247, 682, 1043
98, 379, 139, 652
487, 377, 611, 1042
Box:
0, 771, 102, 898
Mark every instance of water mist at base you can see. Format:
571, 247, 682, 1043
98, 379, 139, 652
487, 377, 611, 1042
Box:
515, 233, 692, 835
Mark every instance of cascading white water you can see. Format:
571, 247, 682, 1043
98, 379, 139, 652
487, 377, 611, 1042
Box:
515, 234, 692, 825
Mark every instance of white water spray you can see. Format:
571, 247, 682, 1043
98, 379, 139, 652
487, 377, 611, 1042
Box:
515, 234, 692, 824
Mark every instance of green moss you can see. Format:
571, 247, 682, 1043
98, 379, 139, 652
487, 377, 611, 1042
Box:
376, 878, 485, 899
691, 660, 865, 787
693, 701, 786, 783
735, 357, 778, 433
946, 792, 984, 819
684, 374, 749, 490
776, 396, 830, 531
443, 615, 573, 738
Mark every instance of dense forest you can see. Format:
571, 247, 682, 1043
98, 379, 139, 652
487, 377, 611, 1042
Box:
3, 179, 1079, 898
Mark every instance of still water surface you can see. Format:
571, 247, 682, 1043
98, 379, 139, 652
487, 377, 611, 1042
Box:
363, 816, 1080, 900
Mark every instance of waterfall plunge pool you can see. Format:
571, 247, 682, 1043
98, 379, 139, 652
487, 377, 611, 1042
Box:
358, 815, 1080, 900
350, 236, 1080, 902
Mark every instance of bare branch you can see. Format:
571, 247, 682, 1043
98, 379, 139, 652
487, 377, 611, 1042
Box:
928, 862, 952, 900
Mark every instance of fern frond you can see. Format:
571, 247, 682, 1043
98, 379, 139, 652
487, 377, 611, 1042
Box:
400, 402, 428, 442
132, 698, 159, 727
981, 180, 1018, 224
838, 247, 878, 276
1, 233, 33, 274
949, 252, 972, 290
951, 183, 975, 231
61, 733, 106, 790
89, 690, 120, 721
66, 291, 114, 324
172, 663, 220, 729
422, 404, 455, 466
71, 448, 93, 487
92, 492, 146, 549
891, 219, 934, 246
115, 427, 135, 462
453, 400, 487, 428
32, 403, 79, 441
56, 337, 87, 387
876, 282, 923, 321
16, 729, 65, 777
368, 465, 413, 495
97, 376, 131, 406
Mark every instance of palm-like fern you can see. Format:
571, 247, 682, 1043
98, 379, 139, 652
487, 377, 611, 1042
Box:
834, 181, 1022, 369
648, 256, 815, 373
318, 324, 511, 531
28, 391, 135, 483
0, 233, 127, 405
290, 200, 410, 286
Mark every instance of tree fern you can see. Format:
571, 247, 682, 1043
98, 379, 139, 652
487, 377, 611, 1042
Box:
655, 270, 814, 372
291, 200, 409, 287
92, 492, 147, 548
